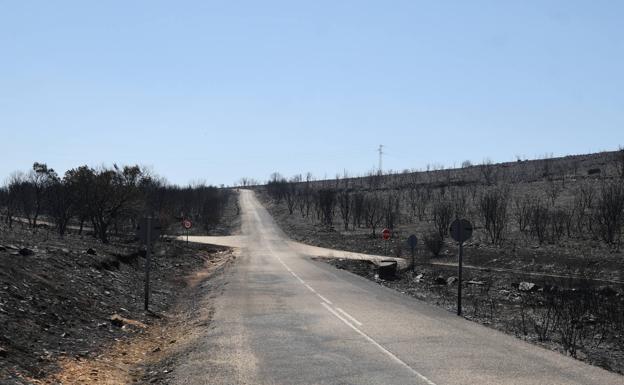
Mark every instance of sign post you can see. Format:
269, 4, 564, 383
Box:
145, 218, 151, 311
449, 218, 473, 316
381, 228, 391, 255
407, 234, 418, 273
137, 217, 161, 311
182, 219, 192, 244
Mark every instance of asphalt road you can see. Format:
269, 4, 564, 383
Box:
172, 190, 623, 385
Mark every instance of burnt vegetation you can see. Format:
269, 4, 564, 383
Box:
261, 150, 624, 253
0, 162, 233, 242
0, 163, 236, 382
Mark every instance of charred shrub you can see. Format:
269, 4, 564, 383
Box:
593, 180, 624, 246
432, 197, 453, 239
478, 187, 509, 245
424, 232, 444, 257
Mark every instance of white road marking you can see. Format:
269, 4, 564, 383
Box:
260, 197, 434, 384
316, 293, 333, 305
321, 302, 437, 385
290, 271, 305, 284
275, 254, 296, 276
336, 307, 363, 326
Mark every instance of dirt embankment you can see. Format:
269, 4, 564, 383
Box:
1, 192, 241, 384
0, 224, 235, 384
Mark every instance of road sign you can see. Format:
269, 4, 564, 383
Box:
450, 219, 473, 243
382, 228, 391, 240
182, 219, 192, 245
449, 218, 472, 316
407, 234, 418, 273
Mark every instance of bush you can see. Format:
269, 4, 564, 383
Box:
432, 198, 453, 239
617, 147, 624, 179
317, 189, 336, 227
593, 180, 624, 246
529, 200, 549, 244
478, 187, 509, 245
424, 232, 444, 257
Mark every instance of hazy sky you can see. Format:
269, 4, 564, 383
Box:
1, 1, 622, 186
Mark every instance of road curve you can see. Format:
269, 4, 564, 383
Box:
172, 190, 622, 385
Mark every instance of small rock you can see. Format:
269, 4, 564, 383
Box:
104, 291, 111, 296
152, 347, 161, 353
582, 314, 598, 325
61, 248, 70, 254
86, 248, 97, 255
19, 248, 34, 256
518, 282, 536, 292
110, 314, 125, 327
467, 280, 485, 286
446, 277, 458, 285
414, 273, 424, 282
0, 347, 7, 358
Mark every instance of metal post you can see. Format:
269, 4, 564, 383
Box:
457, 241, 463, 316
186, 228, 189, 245
144, 217, 151, 311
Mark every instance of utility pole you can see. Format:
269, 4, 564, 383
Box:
378, 144, 384, 175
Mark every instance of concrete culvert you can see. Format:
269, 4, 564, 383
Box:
377, 260, 398, 280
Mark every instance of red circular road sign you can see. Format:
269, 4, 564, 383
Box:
382, 228, 391, 240
182, 219, 192, 229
